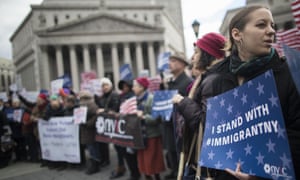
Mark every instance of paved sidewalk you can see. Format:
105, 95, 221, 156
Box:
0, 144, 171, 180
0, 154, 126, 180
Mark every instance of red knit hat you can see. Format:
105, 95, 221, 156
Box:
195, 32, 226, 59
135, 77, 149, 89
38, 93, 47, 101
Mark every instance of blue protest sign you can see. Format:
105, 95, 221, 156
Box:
120, 64, 133, 80
199, 70, 295, 179
157, 52, 171, 72
152, 90, 178, 121
283, 45, 300, 95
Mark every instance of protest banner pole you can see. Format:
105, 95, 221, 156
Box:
177, 151, 185, 180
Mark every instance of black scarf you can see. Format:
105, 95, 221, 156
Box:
229, 48, 275, 77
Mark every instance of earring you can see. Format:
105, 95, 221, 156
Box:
239, 39, 243, 47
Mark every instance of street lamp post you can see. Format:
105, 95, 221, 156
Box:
192, 20, 200, 39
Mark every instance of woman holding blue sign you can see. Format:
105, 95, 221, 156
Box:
172, 32, 232, 179
216, 5, 300, 180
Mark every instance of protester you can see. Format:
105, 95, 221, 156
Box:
0, 98, 13, 168
109, 79, 140, 180
43, 94, 65, 121
63, 94, 83, 168
21, 99, 38, 163
28, 91, 49, 167
95, 77, 120, 168
162, 51, 192, 179
78, 91, 100, 175
43, 94, 66, 170
133, 77, 165, 180
172, 32, 227, 179
10, 97, 27, 162
63, 94, 78, 116
59, 88, 71, 106
204, 5, 299, 180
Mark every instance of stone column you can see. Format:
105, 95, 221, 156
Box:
55, 45, 64, 76
9, 71, 14, 86
96, 44, 104, 78
123, 43, 131, 65
111, 43, 120, 88
159, 41, 165, 54
83, 44, 91, 72
135, 42, 144, 73
0, 69, 2, 91
147, 42, 156, 77
3, 70, 8, 93
41, 46, 51, 89
69, 45, 79, 91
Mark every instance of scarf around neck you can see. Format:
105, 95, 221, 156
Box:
229, 48, 275, 77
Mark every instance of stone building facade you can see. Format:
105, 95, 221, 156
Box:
0, 58, 14, 93
220, 0, 296, 37
10, 0, 185, 91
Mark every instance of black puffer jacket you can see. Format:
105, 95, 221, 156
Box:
95, 90, 120, 113
177, 62, 236, 131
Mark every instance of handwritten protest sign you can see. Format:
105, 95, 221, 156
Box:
13, 109, 23, 123
73, 107, 87, 124
38, 117, 80, 163
152, 90, 178, 121
51, 79, 63, 95
0, 92, 7, 102
95, 113, 144, 149
199, 71, 295, 179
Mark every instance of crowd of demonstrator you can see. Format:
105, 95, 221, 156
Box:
0, 71, 186, 180
1, 5, 300, 180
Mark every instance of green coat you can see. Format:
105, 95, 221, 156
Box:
140, 93, 161, 138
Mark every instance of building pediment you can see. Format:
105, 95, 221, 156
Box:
36, 13, 163, 36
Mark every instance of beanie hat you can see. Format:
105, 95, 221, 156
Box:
196, 32, 226, 59
38, 93, 48, 101
135, 77, 149, 89
100, 77, 113, 87
50, 94, 59, 101
118, 79, 133, 90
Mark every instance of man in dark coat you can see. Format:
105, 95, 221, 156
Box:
163, 52, 192, 179
95, 78, 120, 168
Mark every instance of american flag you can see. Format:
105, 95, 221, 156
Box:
148, 76, 162, 92
274, 28, 300, 56
273, 1, 300, 56
120, 96, 137, 114
291, 0, 300, 30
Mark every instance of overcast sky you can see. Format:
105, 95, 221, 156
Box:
0, 0, 245, 60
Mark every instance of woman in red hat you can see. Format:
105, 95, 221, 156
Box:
18, 91, 49, 166
132, 77, 165, 180
172, 32, 229, 179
